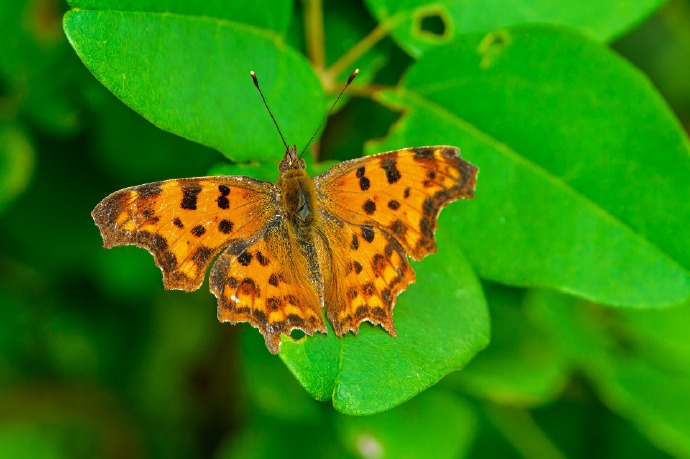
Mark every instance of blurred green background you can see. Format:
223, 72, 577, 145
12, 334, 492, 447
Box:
2, 0, 690, 458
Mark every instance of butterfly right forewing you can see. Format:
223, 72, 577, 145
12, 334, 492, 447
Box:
316, 146, 478, 260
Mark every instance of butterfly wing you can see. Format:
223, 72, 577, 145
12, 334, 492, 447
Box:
210, 218, 327, 353
314, 146, 478, 335
92, 177, 275, 291
315, 146, 477, 260
316, 215, 415, 336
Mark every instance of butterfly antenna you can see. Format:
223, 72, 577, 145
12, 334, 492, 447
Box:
299, 69, 359, 159
250, 70, 288, 151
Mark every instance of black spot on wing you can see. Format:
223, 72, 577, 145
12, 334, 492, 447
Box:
268, 273, 279, 287
239, 278, 259, 296
217, 196, 230, 209
413, 147, 435, 161
267, 297, 282, 310
181, 184, 202, 210
351, 234, 359, 250
237, 251, 252, 266
191, 225, 206, 237
218, 219, 233, 234
372, 254, 387, 274
390, 220, 407, 237
381, 157, 401, 184
362, 282, 375, 296
362, 199, 376, 215
192, 246, 213, 267
136, 182, 163, 199
361, 226, 375, 243
423, 197, 435, 217
255, 251, 270, 266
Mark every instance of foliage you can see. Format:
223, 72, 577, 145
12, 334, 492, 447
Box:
1, 0, 690, 457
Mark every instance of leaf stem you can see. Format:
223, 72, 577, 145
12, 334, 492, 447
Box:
323, 16, 401, 89
303, 0, 326, 72
485, 404, 569, 459
338, 83, 395, 98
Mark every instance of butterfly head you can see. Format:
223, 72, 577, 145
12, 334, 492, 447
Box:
279, 145, 306, 172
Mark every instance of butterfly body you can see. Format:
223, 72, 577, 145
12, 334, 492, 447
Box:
93, 146, 478, 353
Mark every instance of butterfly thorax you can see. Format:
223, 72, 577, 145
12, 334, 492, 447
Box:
278, 167, 318, 233
276, 145, 318, 232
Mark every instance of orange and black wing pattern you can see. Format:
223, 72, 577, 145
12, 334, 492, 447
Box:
92, 177, 274, 291
316, 146, 478, 260
314, 146, 477, 336
318, 215, 416, 336
210, 218, 327, 353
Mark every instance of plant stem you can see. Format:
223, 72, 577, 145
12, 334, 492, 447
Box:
485, 404, 569, 459
323, 16, 400, 89
338, 83, 395, 98
303, 0, 326, 72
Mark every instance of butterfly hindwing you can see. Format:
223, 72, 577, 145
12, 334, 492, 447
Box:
92, 177, 274, 291
319, 215, 416, 336
210, 218, 327, 353
315, 146, 478, 260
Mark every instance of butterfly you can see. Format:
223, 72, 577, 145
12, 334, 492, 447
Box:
92, 71, 478, 353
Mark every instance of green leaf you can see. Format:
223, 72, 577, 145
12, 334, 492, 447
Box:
335, 390, 476, 459
446, 284, 568, 406
363, 0, 664, 57
370, 26, 690, 307
280, 225, 489, 415
67, 0, 293, 34
0, 123, 34, 214
208, 161, 280, 183
93, 94, 218, 184
529, 291, 690, 458
63, 8, 323, 162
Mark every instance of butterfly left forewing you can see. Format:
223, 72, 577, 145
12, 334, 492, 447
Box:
92, 177, 274, 291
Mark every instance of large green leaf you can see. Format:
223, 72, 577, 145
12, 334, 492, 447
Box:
364, 0, 664, 57
280, 225, 489, 415
92, 93, 218, 184
370, 26, 690, 307
63, 7, 323, 162
68, 0, 293, 34
445, 284, 568, 406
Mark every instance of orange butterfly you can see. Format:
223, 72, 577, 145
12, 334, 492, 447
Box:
92, 71, 478, 353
